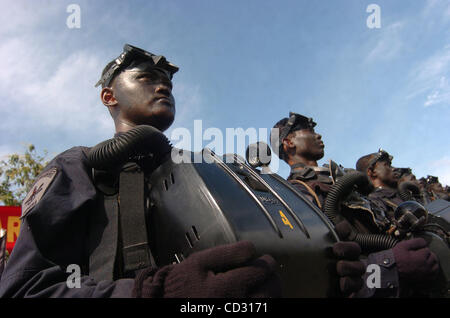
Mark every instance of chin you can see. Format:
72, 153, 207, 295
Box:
152, 113, 175, 131
315, 152, 325, 161
145, 105, 175, 131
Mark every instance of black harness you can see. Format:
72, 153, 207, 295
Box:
88, 161, 156, 281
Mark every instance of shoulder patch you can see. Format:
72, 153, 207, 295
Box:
21, 167, 58, 218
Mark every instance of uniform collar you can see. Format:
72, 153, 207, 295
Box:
288, 164, 332, 183
374, 186, 398, 197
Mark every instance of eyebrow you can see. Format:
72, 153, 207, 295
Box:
126, 70, 156, 74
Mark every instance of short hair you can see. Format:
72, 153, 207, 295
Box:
356, 153, 377, 174
271, 117, 289, 160
271, 113, 317, 162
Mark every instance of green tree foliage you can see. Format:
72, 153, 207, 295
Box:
0, 145, 48, 206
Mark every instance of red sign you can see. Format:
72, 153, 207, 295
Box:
0, 206, 21, 253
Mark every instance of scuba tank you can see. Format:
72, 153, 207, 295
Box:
146, 147, 339, 297
88, 127, 340, 297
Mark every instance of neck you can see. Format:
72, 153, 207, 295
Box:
114, 120, 136, 133
372, 179, 396, 190
287, 156, 318, 169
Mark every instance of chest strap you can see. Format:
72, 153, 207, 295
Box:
289, 179, 323, 209
89, 163, 155, 281
119, 163, 154, 276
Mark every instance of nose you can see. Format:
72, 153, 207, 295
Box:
155, 82, 172, 96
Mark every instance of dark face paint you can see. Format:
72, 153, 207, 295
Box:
373, 160, 398, 188
429, 182, 445, 193
291, 128, 325, 161
112, 61, 175, 131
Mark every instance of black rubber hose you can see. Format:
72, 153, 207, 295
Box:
323, 171, 372, 224
87, 125, 172, 170
398, 181, 421, 202
323, 171, 399, 251
354, 233, 398, 252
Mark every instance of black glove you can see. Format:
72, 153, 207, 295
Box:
333, 241, 365, 295
392, 238, 439, 285
333, 220, 366, 295
133, 241, 282, 298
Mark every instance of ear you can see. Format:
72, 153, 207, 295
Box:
100, 87, 118, 107
366, 167, 377, 181
282, 137, 294, 152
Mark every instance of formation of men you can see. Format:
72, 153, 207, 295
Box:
0, 45, 448, 298
272, 112, 448, 227
272, 112, 448, 297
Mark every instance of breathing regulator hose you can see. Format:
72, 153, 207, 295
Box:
87, 125, 172, 170
398, 181, 421, 202
323, 171, 399, 252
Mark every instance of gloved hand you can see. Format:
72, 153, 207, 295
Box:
333, 241, 365, 295
133, 241, 282, 298
392, 238, 439, 284
333, 220, 365, 295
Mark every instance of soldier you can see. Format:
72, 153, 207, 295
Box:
272, 112, 440, 297
271, 112, 389, 233
393, 167, 414, 183
355, 150, 404, 222
272, 112, 329, 208
425, 175, 449, 202
0, 44, 282, 298
394, 168, 431, 204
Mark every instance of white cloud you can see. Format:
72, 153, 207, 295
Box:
0, 32, 206, 157
406, 45, 450, 107
424, 76, 450, 106
21, 51, 111, 132
0, 36, 113, 138
423, 0, 450, 24
428, 156, 450, 186
0, 1, 61, 37
365, 22, 404, 62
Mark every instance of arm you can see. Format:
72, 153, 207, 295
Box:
0, 147, 135, 298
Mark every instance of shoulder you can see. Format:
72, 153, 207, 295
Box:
19, 146, 99, 265
22, 146, 96, 219
47, 146, 91, 169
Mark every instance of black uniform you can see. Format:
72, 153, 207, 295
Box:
368, 187, 404, 222
287, 163, 332, 209
288, 164, 391, 234
0, 147, 135, 297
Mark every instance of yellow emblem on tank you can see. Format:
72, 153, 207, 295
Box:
279, 210, 293, 229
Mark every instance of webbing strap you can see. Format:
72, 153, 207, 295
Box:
119, 164, 152, 275
289, 179, 322, 209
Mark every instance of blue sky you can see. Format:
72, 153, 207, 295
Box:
0, 0, 449, 185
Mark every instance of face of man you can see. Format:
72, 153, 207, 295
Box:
399, 174, 417, 183
289, 128, 324, 161
429, 182, 444, 193
111, 61, 175, 131
372, 159, 398, 188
